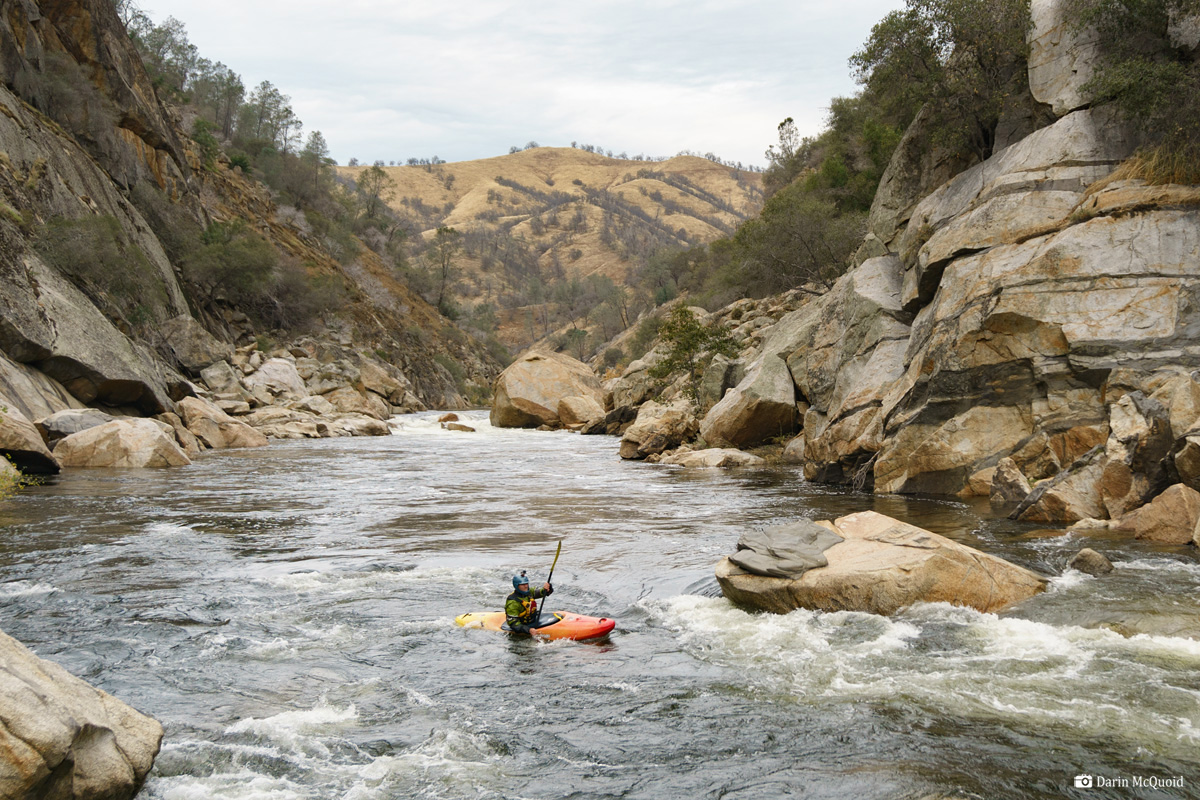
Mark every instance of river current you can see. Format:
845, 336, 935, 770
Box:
2, 411, 1199, 799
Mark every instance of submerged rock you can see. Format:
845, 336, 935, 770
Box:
1068, 548, 1114, 576
717, 511, 1046, 615
659, 448, 765, 468
0, 629, 163, 800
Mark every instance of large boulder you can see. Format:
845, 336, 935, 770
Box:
159, 316, 232, 375
324, 387, 391, 421
0, 629, 162, 800
0, 397, 60, 474
716, 511, 1046, 615
557, 395, 604, 428
0, 352, 88, 422
243, 358, 308, 400
177, 397, 269, 450
700, 348, 797, 448
619, 399, 699, 460
242, 406, 324, 439
1113, 484, 1200, 544
491, 352, 603, 428
1013, 446, 1107, 524
53, 418, 191, 468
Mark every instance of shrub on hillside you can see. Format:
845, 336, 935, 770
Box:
34, 214, 169, 330
1070, 0, 1200, 183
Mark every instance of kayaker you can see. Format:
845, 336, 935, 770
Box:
505, 571, 553, 634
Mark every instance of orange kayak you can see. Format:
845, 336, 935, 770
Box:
455, 610, 616, 641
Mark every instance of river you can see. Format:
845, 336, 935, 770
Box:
2, 411, 1199, 799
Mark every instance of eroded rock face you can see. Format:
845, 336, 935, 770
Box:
1028, 0, 1101, 116
0, 628, 163, 800
53, 418, 190, 468
716, 511, 1046, 615
895, 107, 1137, 311
876, 207, 1200, 495
491, 352, 603, 428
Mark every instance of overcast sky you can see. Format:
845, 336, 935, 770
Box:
145, 1, 905, 168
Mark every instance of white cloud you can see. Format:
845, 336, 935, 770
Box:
146, 0, 904, 166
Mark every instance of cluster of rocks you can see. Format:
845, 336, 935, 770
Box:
0, 317, 441, 473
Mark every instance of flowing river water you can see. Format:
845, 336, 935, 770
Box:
2, 411, 1200, 799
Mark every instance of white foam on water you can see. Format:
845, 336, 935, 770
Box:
246, 638, 297, 659
226, 700, 358, 757
1116, 557, 1200, 578
389, 412, 499, 437
1048, 569, 1091, 592
0, 580, 58, 598
257, 565, 495, 597
155, 771, 308, 800
652, 594, 1200, 755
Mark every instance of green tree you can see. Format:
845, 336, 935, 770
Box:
1069, 0, 1200, 181
181, 221, 277, 306
649, 306, 739, 403
355, 164, 395, 222
850, 0, 1032, 161
301, 130, 332, 197
731, 185, 865, 297
426, 226, 462, 315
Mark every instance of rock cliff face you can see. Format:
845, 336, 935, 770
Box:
609, 0, 1200, 527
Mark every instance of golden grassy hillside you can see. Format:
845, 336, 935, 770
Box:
337, 147, 762, 351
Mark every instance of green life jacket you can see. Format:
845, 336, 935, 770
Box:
505, 586, 549, 627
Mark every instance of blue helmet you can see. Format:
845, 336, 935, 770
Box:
512, 573, 529, 589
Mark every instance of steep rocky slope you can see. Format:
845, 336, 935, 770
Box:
0, 0, 499, 462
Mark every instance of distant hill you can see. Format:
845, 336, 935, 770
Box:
338, 148, 762, 351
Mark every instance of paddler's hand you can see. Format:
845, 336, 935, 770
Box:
544, 582, 553, 595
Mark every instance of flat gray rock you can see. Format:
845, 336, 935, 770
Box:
728, 520, 844, 579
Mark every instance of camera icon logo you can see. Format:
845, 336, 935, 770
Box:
1075, 775, 1094, 788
